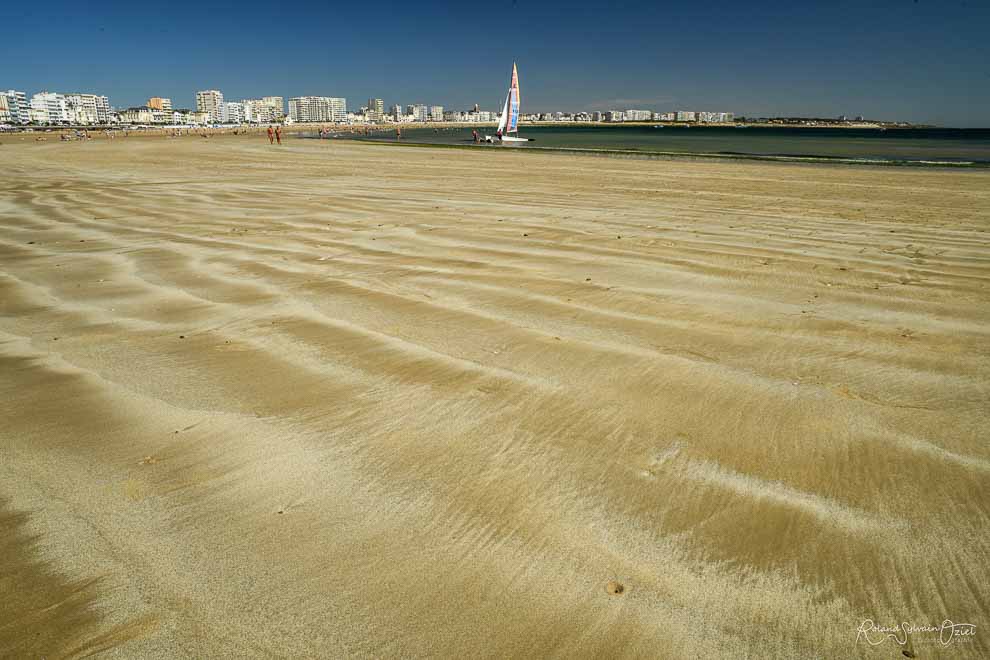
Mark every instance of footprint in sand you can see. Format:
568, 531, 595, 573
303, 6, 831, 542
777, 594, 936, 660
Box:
640, 437, 688, 479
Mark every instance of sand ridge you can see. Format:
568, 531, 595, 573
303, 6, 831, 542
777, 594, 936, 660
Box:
1, 136, 988, 658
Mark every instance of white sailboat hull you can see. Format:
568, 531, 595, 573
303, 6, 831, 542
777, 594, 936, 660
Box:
482, 134, 531, 144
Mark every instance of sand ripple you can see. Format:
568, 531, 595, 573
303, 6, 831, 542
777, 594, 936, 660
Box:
1, 138, 988, 658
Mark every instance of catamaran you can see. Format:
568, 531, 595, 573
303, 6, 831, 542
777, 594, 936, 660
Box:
487, 63, 530, 144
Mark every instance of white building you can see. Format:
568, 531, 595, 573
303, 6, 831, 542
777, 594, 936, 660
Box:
30, 92, 71, 124
3, 90, 30, 124
328, 97, 346, 122
624, 109, 652, 121
390, 103, 402, 121
288, 96, 346, 122
119, 107, 155, 124
695, 111, 734, 123
605, 110, 624, 122
0, 95, 10, 123
367, 98, 384, 122
223, 101, 245, 124
65, 94, 110, 124
243, 99, 273, 123
675, 111, 697, 122
175, 110, 210, 125
151, 108, 176, 124
407, 104, 428, 121
261, 96, 284, 119
288, 97, 317, 122
429, 105, 444, 121
196, 90, 224, 122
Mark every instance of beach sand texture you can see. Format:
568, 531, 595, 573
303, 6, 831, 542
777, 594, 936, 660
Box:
1, 137, 988, 658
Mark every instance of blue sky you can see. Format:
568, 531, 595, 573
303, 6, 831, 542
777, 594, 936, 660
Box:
4, 0, 989, 126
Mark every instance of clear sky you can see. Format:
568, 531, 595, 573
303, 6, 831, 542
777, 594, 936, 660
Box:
4, 0, 989, 126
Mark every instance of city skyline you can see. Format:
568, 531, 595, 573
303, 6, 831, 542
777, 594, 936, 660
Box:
0, 83, 941, 127
4, 1, 990, 127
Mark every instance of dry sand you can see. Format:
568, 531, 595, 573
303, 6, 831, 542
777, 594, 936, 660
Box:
1, 135, 988, 658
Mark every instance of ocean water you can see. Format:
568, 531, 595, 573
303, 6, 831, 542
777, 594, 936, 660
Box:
341, 125, 990, 165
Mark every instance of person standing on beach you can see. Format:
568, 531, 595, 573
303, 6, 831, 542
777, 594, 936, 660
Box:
267, 126, 274, 144
275, 126, 282, 145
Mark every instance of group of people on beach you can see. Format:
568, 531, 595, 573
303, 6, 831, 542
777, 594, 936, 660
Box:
266, 125, 282, 145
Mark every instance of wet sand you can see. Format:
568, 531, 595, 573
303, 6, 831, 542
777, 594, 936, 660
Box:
1, 136, 988, 658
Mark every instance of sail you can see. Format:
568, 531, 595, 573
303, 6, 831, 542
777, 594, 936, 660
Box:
496, 91, 510, 134
494, 63, 522, 137
506, 63, 520, 133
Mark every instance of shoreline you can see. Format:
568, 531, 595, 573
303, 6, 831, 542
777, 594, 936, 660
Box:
337, 136, 990, 168
6, 120, 980, 137
6, 123, 986, 168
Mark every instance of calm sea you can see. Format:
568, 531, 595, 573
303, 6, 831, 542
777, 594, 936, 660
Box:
341, 125, 990, 166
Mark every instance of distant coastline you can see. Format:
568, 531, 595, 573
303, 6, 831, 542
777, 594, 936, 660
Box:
349, 138, 990, 168
7, 122, 986, 168
0, 120, 946, 133
338, 123, 990, 168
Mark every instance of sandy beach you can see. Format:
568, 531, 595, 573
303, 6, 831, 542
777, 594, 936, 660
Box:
1, 135, 988, 658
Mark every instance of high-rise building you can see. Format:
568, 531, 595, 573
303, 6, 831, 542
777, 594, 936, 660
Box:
624, 109, 651, 121
261, 96, 284, 119
329, 97, 346, 122
675, 111, 697, 122
287, 97, 307, 121
429, 105, 444, 122
288, 97, 346, 122
30, 92, 71, 124
0, 95, 10, 123
243, 99, 272, 123
390, 104, 403, 121
407, 104, 428, 121
260, 97, 282, 119
65, 94, 111, 124
3, 90, 30, 124
365, 98, 384, 122
224, 101, 245, 124
148, 97, 173, 112
196, 90, 224, 122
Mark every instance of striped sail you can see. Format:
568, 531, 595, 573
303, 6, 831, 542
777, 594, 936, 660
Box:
507, 63, 520, 133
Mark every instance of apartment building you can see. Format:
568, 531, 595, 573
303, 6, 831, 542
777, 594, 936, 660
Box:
148, 97, 173, 111
196, 90, 224, 122
288, 96, 346, 122
65, 93, 111, 124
